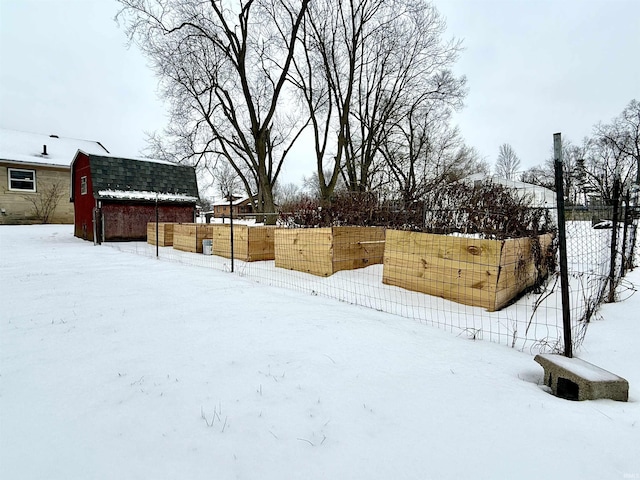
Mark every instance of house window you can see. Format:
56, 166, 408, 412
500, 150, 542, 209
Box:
8, 168, 36, 192
81, 176, 87, 195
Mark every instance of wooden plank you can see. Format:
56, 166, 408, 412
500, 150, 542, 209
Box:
383, 229, 502, 311
276, 255, 334, 277
383, 231, 502, 270
274, 228, 333, 251
383, 230, 556, 311
246, 226, 276, 261
211, 225, 276, 261
383, 252, 500, 285
382, 266, 495, 310
173, 223, 213, 253
275, 228, 334, 276
147, 222, 157, 245
276, 228, 333, 245
147, 222, 175, 246
384, 229, 502, 266
163, 223, 174, 246
494, 233, 555, 310
382, 251, 499, 305
275, 251, 333, 277
173, 224, 192, 252
212, 224, 247, 259
276, 226, 384, 276
331, 226, 385, 272
497, 237, 537, 296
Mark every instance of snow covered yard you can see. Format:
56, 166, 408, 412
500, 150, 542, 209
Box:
1, 225, 638, 480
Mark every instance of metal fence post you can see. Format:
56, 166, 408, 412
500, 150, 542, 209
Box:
155, 192, 159, 258
620, 189, 630, 277
607, 176, 621, 302
628, 186, 639, 270
229, 195, 234, 273
554, 133, 573, 358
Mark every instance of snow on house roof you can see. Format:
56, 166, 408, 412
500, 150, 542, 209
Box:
211, 196, 253, 207
0, 128, 109, 168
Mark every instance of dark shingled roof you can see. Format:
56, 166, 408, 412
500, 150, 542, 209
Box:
87, 154, 198, 201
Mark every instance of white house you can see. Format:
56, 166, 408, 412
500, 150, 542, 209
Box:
462, 173, 557, 208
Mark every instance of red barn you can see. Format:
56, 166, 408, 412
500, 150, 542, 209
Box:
71, 151, 198, 242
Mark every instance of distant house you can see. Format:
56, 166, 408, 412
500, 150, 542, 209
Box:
212, 195, 254, 218
71, 151, 198, 242
462, 173, 556, 207
0, 128, 109, 224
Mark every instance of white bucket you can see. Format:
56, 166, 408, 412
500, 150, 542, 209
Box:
202, 239, 212, 255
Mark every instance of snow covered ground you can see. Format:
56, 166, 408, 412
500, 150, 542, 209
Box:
1, 225, 638, 480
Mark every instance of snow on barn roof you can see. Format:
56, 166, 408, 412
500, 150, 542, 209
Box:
97, 189, 198, 203
0, 128, 109, 167
76, 152, 199, 203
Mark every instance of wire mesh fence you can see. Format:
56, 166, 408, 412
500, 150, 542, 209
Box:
107, 186, 638, 355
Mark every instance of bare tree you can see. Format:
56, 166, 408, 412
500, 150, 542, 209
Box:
447, 146, 490, 181
300, 169, 346, 199
287, 0, 340, 204
567, 101, 640, 204
594, 99, 640, 185
582, 135, 635, 204
197, 188, 214, 212
273, 181, 302, 207
519, 137, 590, 205
495, 143, 521, 180
559, 138, 591, 205
117, 0, 310, 224
521, 165, 554, 190
290, 0, 465, 201
213, 161, 243, 201
346, 1, 465, 193
534, 137, 589, 204
379, 101, 487, 204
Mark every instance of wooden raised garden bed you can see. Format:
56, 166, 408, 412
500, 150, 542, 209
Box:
172, 223, 214, 253
275, 226, 385, 277
382, 230, 555, 311
212, 224, 276, 262
146, 222, 175, 247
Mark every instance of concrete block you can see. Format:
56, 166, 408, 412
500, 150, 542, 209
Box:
534, 354, 628, 401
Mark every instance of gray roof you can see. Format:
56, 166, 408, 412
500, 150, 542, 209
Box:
86, 153, 198, 202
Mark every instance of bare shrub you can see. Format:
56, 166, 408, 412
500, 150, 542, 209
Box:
24, 181, 64, 224
422, 180, 556, 240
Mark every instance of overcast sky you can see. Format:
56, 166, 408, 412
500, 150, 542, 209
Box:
1, 0, 638, 185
